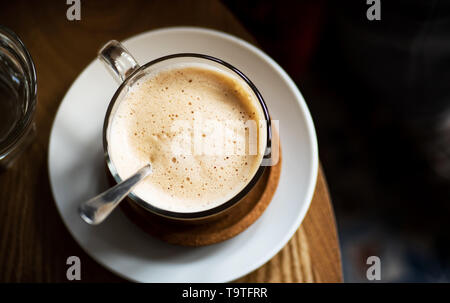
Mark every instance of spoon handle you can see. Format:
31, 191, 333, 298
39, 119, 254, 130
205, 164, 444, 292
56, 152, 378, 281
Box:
79, 164, 152, 225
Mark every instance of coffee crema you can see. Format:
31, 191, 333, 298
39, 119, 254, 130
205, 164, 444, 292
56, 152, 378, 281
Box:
108, 64, 267, 213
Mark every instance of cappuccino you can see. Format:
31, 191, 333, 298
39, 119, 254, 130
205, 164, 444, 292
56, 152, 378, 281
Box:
108, 64, 266, 212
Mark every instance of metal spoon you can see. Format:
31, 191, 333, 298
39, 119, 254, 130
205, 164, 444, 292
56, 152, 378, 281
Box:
79, 164, 152, 225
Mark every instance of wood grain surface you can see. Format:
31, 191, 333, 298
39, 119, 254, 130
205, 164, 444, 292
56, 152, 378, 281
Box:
0, 0, 342, 282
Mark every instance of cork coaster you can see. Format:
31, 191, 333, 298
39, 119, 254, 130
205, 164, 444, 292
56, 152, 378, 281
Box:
119, 151, 282, 247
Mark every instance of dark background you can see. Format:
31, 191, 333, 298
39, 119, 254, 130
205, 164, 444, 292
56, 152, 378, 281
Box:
223, 0, 450, 281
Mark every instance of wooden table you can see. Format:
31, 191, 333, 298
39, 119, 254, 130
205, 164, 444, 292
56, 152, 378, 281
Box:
0, 0, 342, 282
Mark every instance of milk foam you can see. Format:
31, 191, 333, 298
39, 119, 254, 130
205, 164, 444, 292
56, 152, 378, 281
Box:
108, 63, 267, 213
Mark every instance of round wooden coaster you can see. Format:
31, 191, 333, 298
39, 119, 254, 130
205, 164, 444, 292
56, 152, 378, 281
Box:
119, 153, 282, 247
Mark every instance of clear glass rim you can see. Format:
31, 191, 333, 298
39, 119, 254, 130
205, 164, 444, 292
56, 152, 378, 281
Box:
103, 53, 272, 219
0, 26, 37, 156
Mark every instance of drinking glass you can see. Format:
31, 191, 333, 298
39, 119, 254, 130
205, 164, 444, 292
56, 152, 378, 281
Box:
0, 26, 37, 169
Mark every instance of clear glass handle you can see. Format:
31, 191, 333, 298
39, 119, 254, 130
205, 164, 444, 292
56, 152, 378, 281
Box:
98, 40, 140, 83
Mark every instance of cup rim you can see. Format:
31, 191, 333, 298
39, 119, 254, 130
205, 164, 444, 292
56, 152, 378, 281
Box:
103, 53, 272, 219
0, 26, 37, 157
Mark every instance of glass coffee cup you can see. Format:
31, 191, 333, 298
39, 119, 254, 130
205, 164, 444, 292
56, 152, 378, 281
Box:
99, 40, 273, 221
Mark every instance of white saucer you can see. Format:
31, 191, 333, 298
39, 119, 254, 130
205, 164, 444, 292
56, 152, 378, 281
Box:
48, 27, 318, 282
